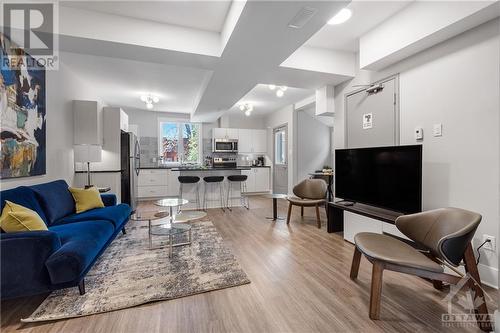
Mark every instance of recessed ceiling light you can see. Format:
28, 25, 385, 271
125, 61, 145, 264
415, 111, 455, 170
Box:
328, 8, 352, 25
276, 90, 284, 98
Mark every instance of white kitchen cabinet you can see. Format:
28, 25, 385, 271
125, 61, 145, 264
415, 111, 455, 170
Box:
120, 110, 129, 131
253, 129, 267, 153
73, 100, 102, 145
242, 167, 270, 193
138, 169, 168, 186
138, 185, 168, 198
241, 169, 255, 192
166, 170, 180, 196
238, 129, 267, 153
138, 169, 172, 199
254, 167, 270, 192
212, 128, 239, 140
238, 129, 252, 153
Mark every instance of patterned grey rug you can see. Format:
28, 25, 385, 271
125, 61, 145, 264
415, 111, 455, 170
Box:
22, 221, 250, 322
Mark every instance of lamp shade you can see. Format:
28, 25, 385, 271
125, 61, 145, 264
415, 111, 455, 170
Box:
74, 145, 102, 163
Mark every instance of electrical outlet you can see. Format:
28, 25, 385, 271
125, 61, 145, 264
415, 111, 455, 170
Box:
482, 235, 496, 251
415, 127, 423, 141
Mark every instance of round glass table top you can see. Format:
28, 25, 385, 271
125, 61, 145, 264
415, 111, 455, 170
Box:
130, 211, 169, 221
264, 193, 289, 199
155, 198, 189, 207
150, 222, 191, 236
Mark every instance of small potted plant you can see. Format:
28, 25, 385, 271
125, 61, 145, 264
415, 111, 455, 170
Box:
322, 165, 333, 174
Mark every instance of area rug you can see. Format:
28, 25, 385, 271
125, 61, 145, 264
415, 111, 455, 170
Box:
22, 221, 250, 322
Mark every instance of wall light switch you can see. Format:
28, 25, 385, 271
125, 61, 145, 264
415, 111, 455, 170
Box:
415, 127, 423, 141
433, 124, 443, 137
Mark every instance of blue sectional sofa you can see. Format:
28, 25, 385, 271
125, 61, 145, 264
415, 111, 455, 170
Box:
0, 180, 131, 299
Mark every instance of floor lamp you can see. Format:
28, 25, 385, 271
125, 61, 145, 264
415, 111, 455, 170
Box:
74, 144, 102, 188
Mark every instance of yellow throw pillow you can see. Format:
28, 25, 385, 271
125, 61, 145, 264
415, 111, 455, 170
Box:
0, 201, 48, 232
69, 186, 105, 213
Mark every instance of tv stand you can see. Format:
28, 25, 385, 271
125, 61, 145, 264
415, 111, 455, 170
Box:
327, 201, 404, 233
336, 200, 355, 206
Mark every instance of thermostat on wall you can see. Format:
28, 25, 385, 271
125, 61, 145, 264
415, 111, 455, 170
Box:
415, 127, 423, 141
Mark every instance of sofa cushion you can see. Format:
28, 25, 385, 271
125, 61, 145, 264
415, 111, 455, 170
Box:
30, 180, 76, 225
69, 186, 105, 213
54, 204, 131, 231
0, 187, 48, 225
0, 201, 48, 232
46, 220, 114, 284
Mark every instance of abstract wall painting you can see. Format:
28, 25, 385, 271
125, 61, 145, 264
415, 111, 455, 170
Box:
0, 33, 46, 179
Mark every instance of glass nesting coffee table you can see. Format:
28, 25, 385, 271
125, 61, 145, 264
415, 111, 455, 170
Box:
130, 198, 192, 257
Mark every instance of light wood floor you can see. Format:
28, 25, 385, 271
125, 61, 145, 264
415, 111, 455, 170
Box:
1, 196, 497, 333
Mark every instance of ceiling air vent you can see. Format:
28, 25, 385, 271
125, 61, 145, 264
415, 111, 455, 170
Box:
288, 6, 317, 29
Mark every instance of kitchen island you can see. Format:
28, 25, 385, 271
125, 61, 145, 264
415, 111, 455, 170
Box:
172, 166, 251, 209
138, 165, 269, 210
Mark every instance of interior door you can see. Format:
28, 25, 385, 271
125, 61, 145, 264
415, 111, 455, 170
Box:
273, 125, 288, 194
345, 76, 399, 148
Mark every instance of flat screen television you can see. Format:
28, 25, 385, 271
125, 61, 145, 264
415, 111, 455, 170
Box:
335, 145, 422, 213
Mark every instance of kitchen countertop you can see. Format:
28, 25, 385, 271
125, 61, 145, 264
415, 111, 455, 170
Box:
140, 165, 270, 170
172, 166, 252, 171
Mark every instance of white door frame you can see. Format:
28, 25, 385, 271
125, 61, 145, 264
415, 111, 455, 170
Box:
273, 124, 288, 194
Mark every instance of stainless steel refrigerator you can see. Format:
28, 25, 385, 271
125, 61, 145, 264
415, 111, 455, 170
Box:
121, 131, 140, 212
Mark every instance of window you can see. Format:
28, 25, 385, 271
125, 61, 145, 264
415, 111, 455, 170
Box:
159, 121, 201, 164
274, 128, 286, 165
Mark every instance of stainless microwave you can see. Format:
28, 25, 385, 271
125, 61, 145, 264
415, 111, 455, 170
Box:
213, 139, 238, 153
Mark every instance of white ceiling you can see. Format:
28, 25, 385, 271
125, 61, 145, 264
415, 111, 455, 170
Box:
228, 84, 313, 116
305, 1, 413, 51
60, 52, 212, 114
61, 1, 232, 32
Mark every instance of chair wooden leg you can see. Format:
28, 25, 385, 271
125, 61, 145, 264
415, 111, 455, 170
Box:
286, 203, 293, 225
301, 206, 304, 217
350, 247, 362, 280
432, 280, 444, 290
463, 243, 491, 332
369, 261, 384, 320
315, 205, 321, 228
78, 279, 85, 295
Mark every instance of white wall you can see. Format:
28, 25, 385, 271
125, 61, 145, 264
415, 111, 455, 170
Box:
219, 113, 266, 129
1, 52, 103, 190
296, 107, 332, 182
334, 19, 500, 287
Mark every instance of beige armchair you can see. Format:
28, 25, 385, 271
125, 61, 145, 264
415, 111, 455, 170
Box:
350, 207, 491, 331
286, 179, 327, 228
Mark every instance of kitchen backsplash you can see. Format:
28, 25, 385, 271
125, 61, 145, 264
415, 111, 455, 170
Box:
139, 136, 158, 167
139, 136, 265, 167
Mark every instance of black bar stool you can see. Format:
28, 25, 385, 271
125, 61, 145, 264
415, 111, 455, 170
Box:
226, 175, 249, 211
178, 176, 201, 210
203, 176, 225, 212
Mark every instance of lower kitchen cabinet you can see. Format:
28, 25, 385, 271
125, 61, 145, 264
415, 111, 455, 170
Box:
138, 169, 179, 199
242, 167, 270, 193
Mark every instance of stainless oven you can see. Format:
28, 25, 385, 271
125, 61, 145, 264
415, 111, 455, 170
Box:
213, 139, 238, 153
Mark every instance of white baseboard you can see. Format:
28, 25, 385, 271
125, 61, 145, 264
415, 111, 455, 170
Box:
478, 263, 498, 289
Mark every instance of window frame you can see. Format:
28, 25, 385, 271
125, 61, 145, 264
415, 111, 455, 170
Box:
158, 118, 203, 166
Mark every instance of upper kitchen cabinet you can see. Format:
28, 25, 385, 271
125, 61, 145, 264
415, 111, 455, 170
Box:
73, 100, 102, 145
212, 128, 238, 140
239, 129, 267, 153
